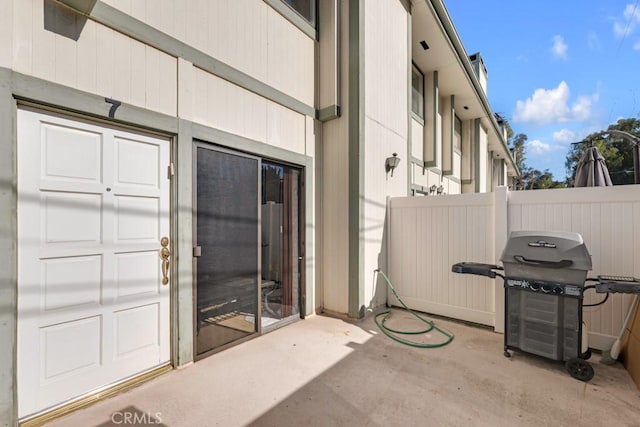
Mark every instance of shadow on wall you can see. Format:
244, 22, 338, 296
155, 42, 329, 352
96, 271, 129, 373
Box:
44, 0, 97, 41
368, 203, 390, 312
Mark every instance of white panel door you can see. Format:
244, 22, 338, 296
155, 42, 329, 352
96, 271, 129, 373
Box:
17, 109, 171, 418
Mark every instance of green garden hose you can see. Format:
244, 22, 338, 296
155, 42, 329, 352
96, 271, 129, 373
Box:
374, 269, 454, 348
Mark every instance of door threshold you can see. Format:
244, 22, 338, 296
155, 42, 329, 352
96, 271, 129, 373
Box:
19, 364, 173, 427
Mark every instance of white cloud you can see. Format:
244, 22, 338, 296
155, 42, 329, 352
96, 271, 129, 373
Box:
587, 32, 602, 51
553, 129, 577, 144
571, 96, 596, 121
527, 140, 551, 155
551, 35, 568, 59
513, 81, 599, 125
614, 4, 640, 38
513, 81, 571, 124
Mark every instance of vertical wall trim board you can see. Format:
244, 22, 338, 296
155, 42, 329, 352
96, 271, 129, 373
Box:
406, 8, 412, 194
304, 156, 315, 316
348, 0, 365, 318
424, 70, 438, 168
0, 66, 17, 427
318, 0, 341, 121
176, 119, 194, 366
442, 94, 454, 175
474, 118, 480, 193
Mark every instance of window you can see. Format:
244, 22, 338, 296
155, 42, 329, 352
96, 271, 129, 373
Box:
412, 65, 424, 119
454, 115, 462, 152
282, 0, 316, 25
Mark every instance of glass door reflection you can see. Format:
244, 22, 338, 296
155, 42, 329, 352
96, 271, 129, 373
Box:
195, 146, 259, 356
261, 161, 302, 328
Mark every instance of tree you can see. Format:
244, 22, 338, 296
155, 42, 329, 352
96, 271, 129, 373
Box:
565, 118, 640, 185
511, 133, 528, 174
500, 115, 565, 190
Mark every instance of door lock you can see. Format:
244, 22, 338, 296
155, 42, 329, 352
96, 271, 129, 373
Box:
160, 236, 170, 285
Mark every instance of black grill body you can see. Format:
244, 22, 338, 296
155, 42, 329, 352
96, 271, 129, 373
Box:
498, 231, 592, 362
501, 231, 591, 362
505, 280, 583, 361
452, 230, 640, 381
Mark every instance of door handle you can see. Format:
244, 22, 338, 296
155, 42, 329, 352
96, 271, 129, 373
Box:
160, 236, 170, 285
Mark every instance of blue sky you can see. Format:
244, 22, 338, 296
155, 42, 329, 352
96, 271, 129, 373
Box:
445, 1, 640, 180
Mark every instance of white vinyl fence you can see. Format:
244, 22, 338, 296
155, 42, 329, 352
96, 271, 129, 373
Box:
388, 185, 640, 350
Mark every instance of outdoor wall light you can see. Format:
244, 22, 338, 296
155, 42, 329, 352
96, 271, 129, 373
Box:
385, 153, 401, 177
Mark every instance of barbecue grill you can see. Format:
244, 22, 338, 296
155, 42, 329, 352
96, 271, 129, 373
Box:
452, 230, 640, 382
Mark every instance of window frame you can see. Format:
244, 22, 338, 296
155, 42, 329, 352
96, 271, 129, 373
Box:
454, 115, 462, 154
281, 0, 317, 27
411, 64, 425, 121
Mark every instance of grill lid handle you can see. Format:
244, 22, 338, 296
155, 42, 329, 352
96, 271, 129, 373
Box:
513, 255, 573, 269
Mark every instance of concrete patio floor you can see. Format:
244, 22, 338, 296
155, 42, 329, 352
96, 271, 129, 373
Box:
48, 311, 640, 427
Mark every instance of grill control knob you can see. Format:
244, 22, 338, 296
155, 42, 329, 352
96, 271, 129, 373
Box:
553, 287, 563, 294
541, 285, 552, 293
530, 283, 540, 291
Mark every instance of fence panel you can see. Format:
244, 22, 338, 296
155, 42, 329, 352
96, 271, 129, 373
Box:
508, 185, 640, 350
389, 193, 496, 326
388, 185, 640, 350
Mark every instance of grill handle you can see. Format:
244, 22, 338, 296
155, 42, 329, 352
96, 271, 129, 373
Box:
451, 262, 501, 278
513, 255, 573, 269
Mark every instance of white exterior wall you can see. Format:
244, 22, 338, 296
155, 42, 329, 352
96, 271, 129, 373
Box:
190, 68, 308, 155
8, 0, 316, 324
103, 0, 314, 107
0, 0, 11, 68
411, 118, 423, 160
11, 1, 313, 151
12, 1, 177, 116
363, 0, 409, 308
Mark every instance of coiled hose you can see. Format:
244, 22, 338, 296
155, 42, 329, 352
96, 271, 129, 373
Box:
374, 269, 454, 348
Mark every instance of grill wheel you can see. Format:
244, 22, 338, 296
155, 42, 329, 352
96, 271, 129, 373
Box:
565, 357, 594, 382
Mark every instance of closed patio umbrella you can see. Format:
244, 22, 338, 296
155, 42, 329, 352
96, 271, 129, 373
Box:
574, 145, 613, 187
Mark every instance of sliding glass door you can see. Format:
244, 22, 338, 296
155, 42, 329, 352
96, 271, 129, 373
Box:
195, 146, 260, 356
194, 144, 304, 357
261, 161, 302, 328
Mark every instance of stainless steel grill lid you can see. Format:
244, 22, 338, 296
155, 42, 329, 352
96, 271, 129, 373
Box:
500, 230, 592, 285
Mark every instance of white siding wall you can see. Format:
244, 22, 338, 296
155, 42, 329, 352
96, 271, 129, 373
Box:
103, 0, 314, 107
453, 151, 461, 183
412, 163, 427, 188
363, 0, 408, 308
12, 0, 177, 116
411, 118, 423, 160
189, 68, 307, 155
0, 0, 12, 67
